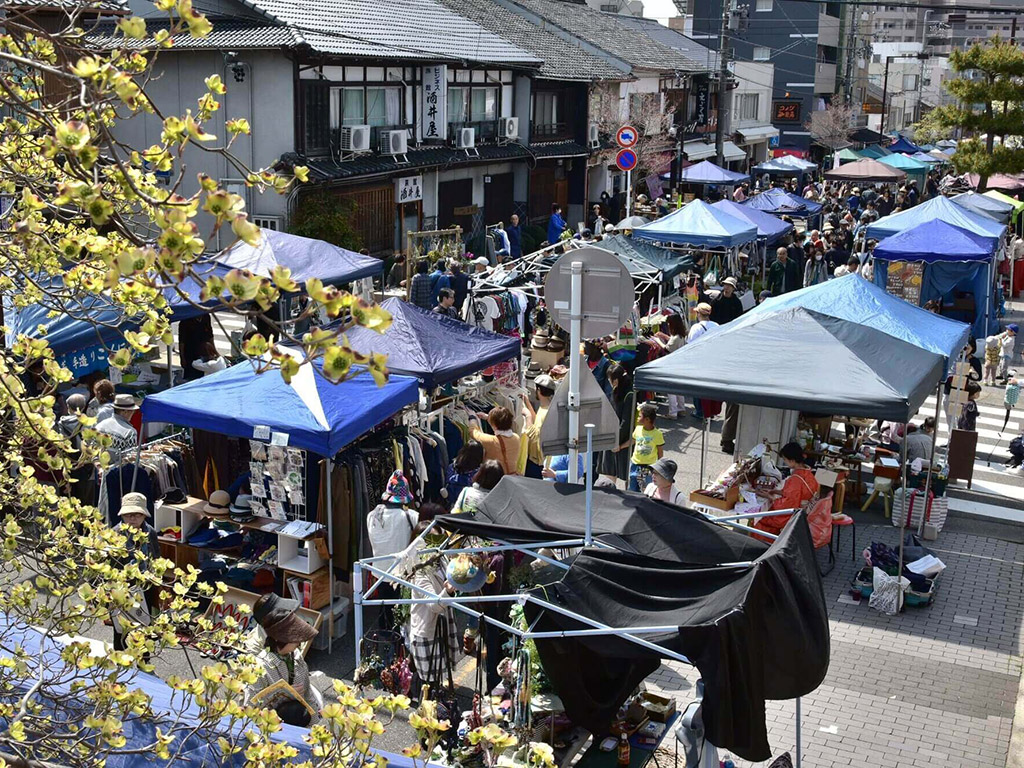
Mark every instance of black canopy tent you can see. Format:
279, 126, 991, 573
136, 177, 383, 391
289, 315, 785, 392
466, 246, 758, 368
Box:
633, 307, 945, 421
432, 477, 830, 763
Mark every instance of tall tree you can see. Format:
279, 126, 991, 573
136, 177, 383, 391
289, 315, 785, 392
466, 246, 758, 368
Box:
806, 101, 853, 168
934, 38, 1024, 191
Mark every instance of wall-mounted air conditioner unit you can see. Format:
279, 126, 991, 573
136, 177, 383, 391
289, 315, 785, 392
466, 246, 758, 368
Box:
380, 129, 409, 156
498, 117, 519, 141
456, 127, 476, 150
588, 123, 600, 149
340, 125, 371, 153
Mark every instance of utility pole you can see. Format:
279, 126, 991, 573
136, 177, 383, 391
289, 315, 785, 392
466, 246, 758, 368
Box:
714, 0, 734, 166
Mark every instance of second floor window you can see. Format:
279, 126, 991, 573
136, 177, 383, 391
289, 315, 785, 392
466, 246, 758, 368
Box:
534, 91, 559, 132
448, 86, 498, 123
753, 46, 771, 61
738, 93, 759, 122
330, 86, 402, 128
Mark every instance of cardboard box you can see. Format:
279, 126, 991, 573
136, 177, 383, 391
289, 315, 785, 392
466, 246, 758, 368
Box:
529, 348, 563, 370
689, 484, 740, 511
637, 692, 676, 723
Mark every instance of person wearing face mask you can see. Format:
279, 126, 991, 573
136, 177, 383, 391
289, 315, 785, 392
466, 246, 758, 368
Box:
804, 247, 830, 287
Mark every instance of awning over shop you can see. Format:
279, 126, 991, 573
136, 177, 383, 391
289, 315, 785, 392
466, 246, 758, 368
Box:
632, 199, 757, 248
141, 354, 419, 456
683, 140, 745, 162
337, 298, 520, 389
737, 124, 779, 142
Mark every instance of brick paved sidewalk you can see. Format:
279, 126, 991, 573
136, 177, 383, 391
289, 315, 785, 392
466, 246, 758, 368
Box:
646, 524, 1024, 768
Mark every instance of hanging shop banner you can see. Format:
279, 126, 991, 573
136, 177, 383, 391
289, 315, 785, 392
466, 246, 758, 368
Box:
421, 65, 447, 141
694, 80, 709, 128
885, 260, 924, 306
396, 175, 424, 203
645, 173, 664, 199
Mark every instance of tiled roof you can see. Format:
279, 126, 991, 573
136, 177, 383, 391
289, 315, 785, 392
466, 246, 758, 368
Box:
88, 19, 300, 50
503, 0, 715, 73
280, 140, 587, 182
1, 0, 126, 11
611, 15, 718, 72
238, 0, 542, 66
435, 0, 628, 81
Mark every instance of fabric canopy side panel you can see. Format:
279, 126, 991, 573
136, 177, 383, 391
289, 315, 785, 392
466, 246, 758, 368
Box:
921, 261, 994, 340
522, 515, 829, 763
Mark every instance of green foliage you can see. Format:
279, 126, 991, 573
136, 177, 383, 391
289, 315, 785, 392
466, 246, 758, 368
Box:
288, 191, 363, 251
909, 109, 947, 146
935, 37, 1024, 185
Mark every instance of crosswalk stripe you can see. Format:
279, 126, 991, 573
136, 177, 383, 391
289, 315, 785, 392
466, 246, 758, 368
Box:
923, 396, 1018, 419
945, 497, 1024, 524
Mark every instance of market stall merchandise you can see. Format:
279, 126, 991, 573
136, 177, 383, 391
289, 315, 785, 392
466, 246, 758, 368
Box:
338, 298, 521, 389
420, 477, 830, 763
823, 158, 906, 183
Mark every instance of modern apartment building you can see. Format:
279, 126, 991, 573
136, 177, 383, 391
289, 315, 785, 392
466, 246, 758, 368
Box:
689, 0, 844, 158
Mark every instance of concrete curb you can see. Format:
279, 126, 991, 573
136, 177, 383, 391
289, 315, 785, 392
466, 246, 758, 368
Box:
1008, 666, 1024, 768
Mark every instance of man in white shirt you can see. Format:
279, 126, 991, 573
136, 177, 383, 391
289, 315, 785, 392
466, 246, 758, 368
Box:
687, 302, 719, 343
96, 393, 139, 461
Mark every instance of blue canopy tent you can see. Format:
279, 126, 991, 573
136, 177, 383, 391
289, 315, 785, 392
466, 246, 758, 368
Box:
710, 199, 794, 244
596, 234, 697, 281
910, 151, 940, 165
870, 221, 999, 339
866, 195, 1007, 242
950, 191, 1015, 225
737, 273, 970, 370
142, 355, 419, 457
888, 136, 924, 154
338, 298, 520, 389
742, 188, 823, 223
0, 613, 314, 766
677, 160, 749, 185
219, 230, 382, 285
751, 157, 812, 185
4, 277, 132, 377
631, 199, 758, 249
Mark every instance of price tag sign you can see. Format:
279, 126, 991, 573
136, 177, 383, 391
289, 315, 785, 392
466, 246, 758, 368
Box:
253, 425, 271, 440
270, 431, 290, 447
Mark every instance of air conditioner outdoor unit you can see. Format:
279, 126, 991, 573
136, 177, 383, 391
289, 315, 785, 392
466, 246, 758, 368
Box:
340, 125, 371, 153
456, 127, 476, 149
498, 116, 519, 140
588, 123, 600, 149
380, 129, 409, 155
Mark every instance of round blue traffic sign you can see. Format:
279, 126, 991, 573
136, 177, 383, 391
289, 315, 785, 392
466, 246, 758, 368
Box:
616, 148, 638, 172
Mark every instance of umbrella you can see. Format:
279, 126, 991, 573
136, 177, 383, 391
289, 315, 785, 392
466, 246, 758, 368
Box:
615, 215, 650, 230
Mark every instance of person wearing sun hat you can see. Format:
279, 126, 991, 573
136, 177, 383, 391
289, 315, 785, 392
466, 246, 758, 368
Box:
998, 324, 1018, 382
113, 492, 159, 650
95, 393, 139, 461
246, 593, 322, 726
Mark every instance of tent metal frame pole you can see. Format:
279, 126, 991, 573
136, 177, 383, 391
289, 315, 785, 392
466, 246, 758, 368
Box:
795, 696, 802, 768
353, 561, 363, 670
326, 458, 335, 654
699, 417, 708, 489
713, 507, 799, 523
585, 423, 595, 546
918, 380, 942, 537
361, 520, 440, 601
896, 428, 911, 593
568, 261, 583, 484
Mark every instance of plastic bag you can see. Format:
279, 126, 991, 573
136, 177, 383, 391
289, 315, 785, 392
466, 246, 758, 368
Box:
869, 567, 907, 615
761, 454, 783, 483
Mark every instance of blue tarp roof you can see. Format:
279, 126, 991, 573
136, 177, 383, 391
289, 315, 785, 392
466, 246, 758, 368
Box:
631, 199, 758, 248
742, 188, 823, 217
338, 298, 520, 389
866, 195, 1007, 242
888, 136, 924, 154
219, 230, 383, 285
744, 273, 970, 367
873, 220, 995, 263
950, 191, 1015, 224
4, 276, 132, 376
595, 234, 697, 280
142, 356, 419, 456
0, 614, 313, 766
710, 199, 794, 244
678, 160, 749, 185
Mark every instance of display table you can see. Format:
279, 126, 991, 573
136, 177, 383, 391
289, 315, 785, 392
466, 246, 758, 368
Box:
575, 713, 680, 768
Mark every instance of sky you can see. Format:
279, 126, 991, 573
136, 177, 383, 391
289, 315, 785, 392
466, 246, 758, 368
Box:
642, 0, 680, 21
